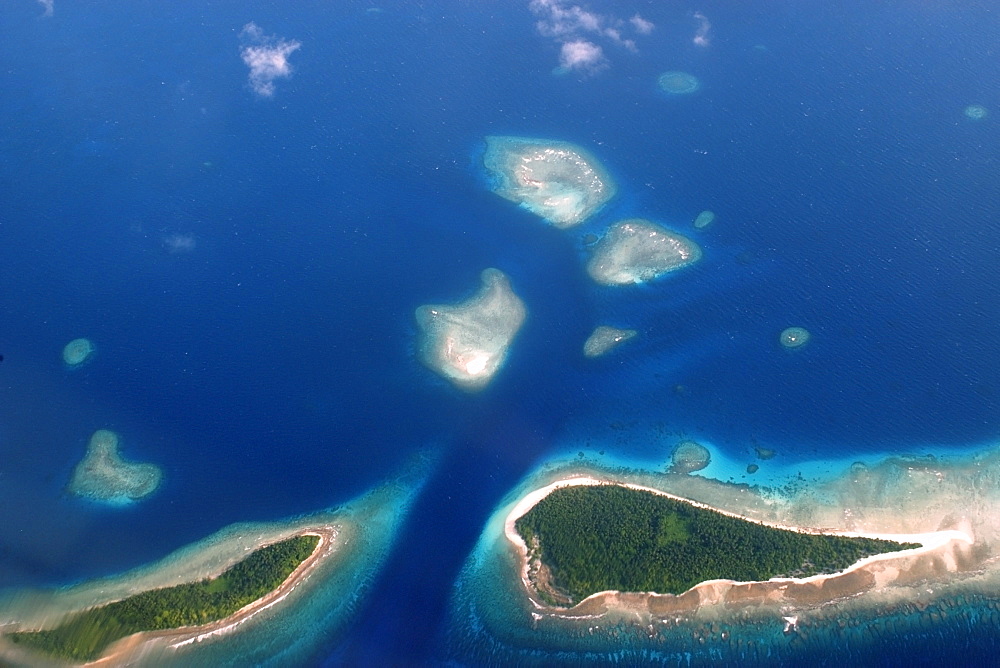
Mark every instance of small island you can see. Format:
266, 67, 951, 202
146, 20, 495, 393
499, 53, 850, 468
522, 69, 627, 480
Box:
510, 481, 932, 608
5, 532, 326, 663
451, 459, 982, 665
0, 466, 426, 667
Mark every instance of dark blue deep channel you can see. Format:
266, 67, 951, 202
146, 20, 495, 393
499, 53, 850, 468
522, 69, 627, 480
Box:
1, 0, 999, 665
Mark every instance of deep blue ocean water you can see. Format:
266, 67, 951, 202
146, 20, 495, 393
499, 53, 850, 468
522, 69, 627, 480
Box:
1, 0, 998, 664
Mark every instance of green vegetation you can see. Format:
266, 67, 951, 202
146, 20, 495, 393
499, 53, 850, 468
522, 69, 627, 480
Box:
515, 485, 920, 604
7, 534, 319, 662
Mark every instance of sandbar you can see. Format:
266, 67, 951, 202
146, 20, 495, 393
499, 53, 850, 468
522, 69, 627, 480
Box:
780, 326, 811, 349
482, 136, 616, 229
587, 219, 702, 286
415, 268, 526, 391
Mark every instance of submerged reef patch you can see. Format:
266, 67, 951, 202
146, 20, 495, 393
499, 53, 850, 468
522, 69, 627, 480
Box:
482, 136, 616, 228
415, 268, 527, 391
964, 104, 988, 120
669, 440, 711, 474
658, 71, 700, 95
780, 326, 811, 349
62, 338, 95, 367
583, 325, 637, 358
693, 210, 715, 229
68, 430, 162, 504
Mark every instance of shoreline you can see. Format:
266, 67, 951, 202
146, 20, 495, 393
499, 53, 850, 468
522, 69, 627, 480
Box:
165, 526, 337, 650
504, 475, 975, 615
3, 525, 339, 667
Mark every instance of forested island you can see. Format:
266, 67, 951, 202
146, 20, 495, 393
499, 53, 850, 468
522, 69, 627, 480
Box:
6, 534, 320, 662
514, 484, 921, 605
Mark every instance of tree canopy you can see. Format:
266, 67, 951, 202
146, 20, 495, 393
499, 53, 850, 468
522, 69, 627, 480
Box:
7, 534, 319, 662
515, 484, 919, 604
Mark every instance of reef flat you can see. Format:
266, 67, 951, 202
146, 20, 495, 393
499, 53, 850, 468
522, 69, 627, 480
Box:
0, 459, 430, 667
583, 326, 636, 358
587, 219, 702, 286
482, 136, 616, 228
68, 430, 162, 505
658, 71, 700, 95
447, 449, 989, 666
415, 268, 526, 391
780, 327, 811, 350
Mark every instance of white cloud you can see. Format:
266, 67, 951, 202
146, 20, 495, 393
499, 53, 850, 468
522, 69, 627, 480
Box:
162, 233, 197, 254
528, 1, 653, 72
239, 23, 301, 98
37, 0, 53, 18
530, 0, 601, 37
630, 14, 654, 35
559, 40, 605, 71
692, 12, 711, 47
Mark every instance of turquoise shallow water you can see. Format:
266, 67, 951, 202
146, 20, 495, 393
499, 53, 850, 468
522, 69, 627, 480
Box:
1, 0, 998, 664
446, 449, 1000, 666
0, 455, 431, 666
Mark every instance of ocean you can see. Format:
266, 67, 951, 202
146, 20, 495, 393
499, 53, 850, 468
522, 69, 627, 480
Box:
1, 0, 998, 665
